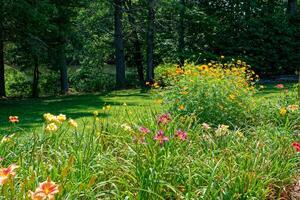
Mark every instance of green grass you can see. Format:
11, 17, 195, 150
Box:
0, 89, 156, 131
0, 83, 298, 131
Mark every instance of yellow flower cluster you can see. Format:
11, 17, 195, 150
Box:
103, 105, 111, 111
43, 113, 78, 132
43, 113, 66, 124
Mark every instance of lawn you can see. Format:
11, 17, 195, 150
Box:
0, 89, 157, 131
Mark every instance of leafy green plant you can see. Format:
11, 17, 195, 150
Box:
157, 60, 259, 127
70, 66, 115, 92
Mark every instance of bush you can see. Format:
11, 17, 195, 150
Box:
5, 67, 31, 97
70, 66, 115, 92
156, 60, 259, 126
40, 70, 61, 96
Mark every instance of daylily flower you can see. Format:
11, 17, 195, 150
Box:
56, 114, 66, 122
202, 123, 211, 131
121, 123, 133, 132
279, 107, 287, 116
9, 116, 19, 123
215, 124, 230, 137
275, 84, 284, 89
103, 105, 111, 111
93, 111, 99, 116
292, 142, 300, 152
175, 130, 187, 141
45, 123, 58, 132
68, 119, 78, 128
178, 105, 185, 110
0, 164, 19, 185
29, 177, 59, 200
287, 105, 299, 112
157, 113, 171, 125
139, 127, 150, 134
154, 130, 169, 145
43, 113, 56, 123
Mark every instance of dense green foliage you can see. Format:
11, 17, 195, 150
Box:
1, 0, 299, 97
0, 86, 299, 199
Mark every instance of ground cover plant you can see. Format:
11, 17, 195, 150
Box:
0, 68, 299, 199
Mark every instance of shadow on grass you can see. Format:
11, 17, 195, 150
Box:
0, 90, 151, 131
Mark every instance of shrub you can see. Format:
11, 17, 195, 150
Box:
156, 60, 259, 126
70, 66, 115, 92
40, 70, 60, 96
5, 67, 31, 97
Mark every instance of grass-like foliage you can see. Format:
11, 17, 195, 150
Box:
0, 66, 299, 199
0, 104, 300, 199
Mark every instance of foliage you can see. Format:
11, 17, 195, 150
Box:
70, 66, 115, 92
40, 70, 61, 95
156, 60, 259, 126
5, 67, 31, 97
254, 85, 300, 130
0, 106, 299, 199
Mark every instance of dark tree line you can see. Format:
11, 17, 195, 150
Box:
0, 0, 299, 97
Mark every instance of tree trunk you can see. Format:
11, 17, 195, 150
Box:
58, 45, 68, 94
32, 56, 39, 98
178, 0, 185, 67
0, 23, 5, 97
146, 0, 156, 83
114, 0, 126, 88
126, 0, 144, 86
288, 0, 298, 16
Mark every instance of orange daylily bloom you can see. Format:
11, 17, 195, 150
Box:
178, 105, 185, 110
0, 164, 19, 185
9, 116, 19, 123
29, 177, 59, 200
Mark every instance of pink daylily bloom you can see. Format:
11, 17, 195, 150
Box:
154, 130, 169, 145
275, 84, 284, 89
175, 130, 187, 141
157, 113, 171, 125
139, 126, 150, 134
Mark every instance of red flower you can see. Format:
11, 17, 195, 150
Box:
292, 142, 300, 152
9, 116, 19, 123
175, 130, 187, 141
275, 84, 284, 89
154, 130, 169, 145
139, 127, 150, 135
157, 113, 171, 125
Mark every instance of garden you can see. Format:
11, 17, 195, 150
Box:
1, 0, 300, 199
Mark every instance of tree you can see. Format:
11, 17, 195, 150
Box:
178, 0, 186, 67
288, 0, 298, 16
146, 0, 156, 83
114, 0, 126, 88
125, 0, 144, 86
0, 21, 4, 97
48, 0, 84, 94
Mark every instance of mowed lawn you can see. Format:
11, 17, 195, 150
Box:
0, 83, 298, 132
0, 89, 157, 132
